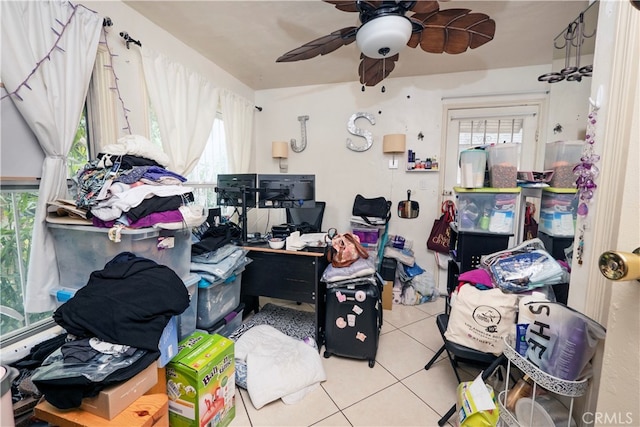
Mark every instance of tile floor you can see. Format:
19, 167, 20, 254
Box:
229, 296, 482, 427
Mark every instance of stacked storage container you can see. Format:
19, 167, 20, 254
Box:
452, 187, 521, 271
48, 224, 198, 341
537, 187, 578, 262
190, 244, 252, 336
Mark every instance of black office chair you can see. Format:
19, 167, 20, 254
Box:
286, 201, 326, 233
424, 260, 505, 426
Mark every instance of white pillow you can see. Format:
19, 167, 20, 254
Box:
235, 325, 326, 409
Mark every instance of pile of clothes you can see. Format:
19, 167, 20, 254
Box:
383, 235, 438, 306
72, 135, 204, 231
13, 252, 190, 410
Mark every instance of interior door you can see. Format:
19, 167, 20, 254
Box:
435, 103, 542, 291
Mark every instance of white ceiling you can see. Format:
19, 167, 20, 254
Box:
123, 0, 592, 91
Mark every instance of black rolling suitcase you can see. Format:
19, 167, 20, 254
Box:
323, 274, 383, 367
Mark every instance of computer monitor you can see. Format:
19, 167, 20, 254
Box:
258, 174, 316, 208
215, 173, 257, 208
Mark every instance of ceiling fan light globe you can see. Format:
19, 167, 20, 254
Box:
356, 15, 412, 59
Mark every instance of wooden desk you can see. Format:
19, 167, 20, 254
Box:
241, 245, 328, 348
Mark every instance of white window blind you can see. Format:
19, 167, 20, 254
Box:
456, 118, 525, 147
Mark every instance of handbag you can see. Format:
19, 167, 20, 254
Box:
352, 194, 392, 224
326, 232, 369, 268
445, 284, 518, 355
426, 200, 455, 254
523, 203, 538, 241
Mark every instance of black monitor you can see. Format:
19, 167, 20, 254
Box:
215, 173, 257, 208
258, 174, 316, 208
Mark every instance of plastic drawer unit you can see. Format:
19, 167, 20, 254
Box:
48, 223, 191, 289
539, 188, 578, 237
454, 187, 520, 235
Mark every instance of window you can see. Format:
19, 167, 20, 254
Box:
457, 118, 524, 147
148, 104, 228, 208
442, 104, 542, 194
186, 116, 228, 208
1, 48, 109, 345
0, 114, 90, 344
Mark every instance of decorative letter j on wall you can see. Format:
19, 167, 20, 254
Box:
291, 115, 309, 153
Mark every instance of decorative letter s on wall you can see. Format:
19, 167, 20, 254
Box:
347, 112, 375, 152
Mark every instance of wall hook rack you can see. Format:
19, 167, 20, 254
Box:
537, 1, 597, 84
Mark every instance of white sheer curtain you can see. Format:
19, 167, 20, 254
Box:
1, 1, 102, 312
220, 89, 254, 173
141, 47, 218, 176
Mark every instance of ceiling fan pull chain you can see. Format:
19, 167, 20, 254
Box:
381, 57, 386, 93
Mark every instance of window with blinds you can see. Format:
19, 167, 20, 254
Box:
457, 118, 524, 147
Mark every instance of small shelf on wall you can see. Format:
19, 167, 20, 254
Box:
406, 168, 439, 172
406, 149, 438, 172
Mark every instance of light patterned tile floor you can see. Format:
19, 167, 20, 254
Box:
228, 296, 475, 427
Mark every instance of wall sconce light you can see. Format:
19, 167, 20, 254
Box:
382, 134, 406, 169
272, 141, 288, 173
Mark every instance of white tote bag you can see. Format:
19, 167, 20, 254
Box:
445, 285, 518, 355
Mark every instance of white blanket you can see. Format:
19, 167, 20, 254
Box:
235, 325, 326, 409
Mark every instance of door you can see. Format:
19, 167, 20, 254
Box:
436, 102, 544, 290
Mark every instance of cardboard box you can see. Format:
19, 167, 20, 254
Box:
35, 393, 168, 427
166, 333, 235, 427
382, 281, 393, 310
79, 362, 158, 420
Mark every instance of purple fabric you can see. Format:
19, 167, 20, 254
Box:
458, 268, 494, 288
93, 209, 183, 229
142, 166, 187, 183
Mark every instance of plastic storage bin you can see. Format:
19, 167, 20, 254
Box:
487, 144, 519, 188
196, 266, 245, 330
459, 149, 487, 188
454, 187, 520, 235
206, 303, 245, 337
48, 224, 191, 288
544, 140, 584, 188
539, 188, 578, 236
352, 227, 380, 247
178, 273, 200, 341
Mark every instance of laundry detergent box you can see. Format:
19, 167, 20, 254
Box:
166, 332, 235, 427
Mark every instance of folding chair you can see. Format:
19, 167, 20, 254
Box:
424, 259, 506, 426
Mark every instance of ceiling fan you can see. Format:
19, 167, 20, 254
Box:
276, 1, 496, 87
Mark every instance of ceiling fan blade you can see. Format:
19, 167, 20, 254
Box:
408, 0, 439, 15
406, 11, 440, 48
323, 0, 380, 13
419, 9, 495, 54
358, 53, 399, 87
276, 27, 358, 62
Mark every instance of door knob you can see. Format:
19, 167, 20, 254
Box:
598, 248, 640, 282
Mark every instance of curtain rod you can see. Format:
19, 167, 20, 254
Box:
442, 90, 549, 101
120, 31, 141, 49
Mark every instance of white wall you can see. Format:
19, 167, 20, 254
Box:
253, 65, 558, 292
82, 1, 255, 140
